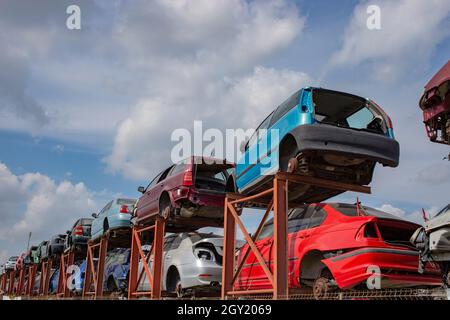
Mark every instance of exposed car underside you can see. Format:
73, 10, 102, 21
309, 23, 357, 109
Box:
420, 60, 450, 148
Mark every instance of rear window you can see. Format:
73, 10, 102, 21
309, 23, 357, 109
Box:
329, 203, 405, 221
313, 89, 387, 135
194, 164, 230, 192
117, 198, 136, 205
80, 218, 93, 226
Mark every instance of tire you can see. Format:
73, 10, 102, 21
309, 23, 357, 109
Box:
159, 195, 173, 220
107, 277, 118, 292
103, 219, 109, 235
166, 268, 181, 295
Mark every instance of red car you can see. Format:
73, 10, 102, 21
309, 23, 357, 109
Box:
236, 203, 441, 298
14, 252, 31, 271
135, 157, 234, 226
419, 59, 450, 145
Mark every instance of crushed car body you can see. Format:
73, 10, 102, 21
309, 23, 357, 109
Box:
419, 60, 450, 146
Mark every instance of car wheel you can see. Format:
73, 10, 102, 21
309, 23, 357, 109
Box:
175, 279, 183, 298
107, 277, 118, 292
312, 269, 335, 300
103, 219, 109, 235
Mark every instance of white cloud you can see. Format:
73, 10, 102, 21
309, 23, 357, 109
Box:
331, 0, 450, 81
0, 162, 98, 261
105, 66, 311, 179
377, 203, 441, 224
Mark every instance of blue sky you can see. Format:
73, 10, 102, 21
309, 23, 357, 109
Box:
0, 0, 449, 262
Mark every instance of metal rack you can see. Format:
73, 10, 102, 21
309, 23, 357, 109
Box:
56, 250, 76, 298
38, 257, 55, 297
221, 172, 371, 300
83, 229, 131, 299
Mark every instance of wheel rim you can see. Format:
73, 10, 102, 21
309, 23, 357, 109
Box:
176, 281, 183, 298
162, 207, 171, 220
313, 277, 329, 300
287, 158, 298, 173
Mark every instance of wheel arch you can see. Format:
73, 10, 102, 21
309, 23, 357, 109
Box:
278, 133, 299, 172
299, 250, 329, 283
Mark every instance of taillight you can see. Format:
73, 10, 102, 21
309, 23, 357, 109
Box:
182, 168, 193, 186
74, 226, 83, 236
120, 205, 129, 214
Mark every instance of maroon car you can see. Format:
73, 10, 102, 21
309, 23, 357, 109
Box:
419, 59, 450, 145
135, 157, 234, 227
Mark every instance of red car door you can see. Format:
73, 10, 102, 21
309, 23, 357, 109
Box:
237, 223, 275, 290
137, 171, 163, 219
149, 166, 173, 215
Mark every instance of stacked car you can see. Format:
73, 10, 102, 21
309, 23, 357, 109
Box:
0, 86, 447, 299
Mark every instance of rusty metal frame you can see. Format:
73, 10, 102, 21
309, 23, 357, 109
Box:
56, 250, 75, 298
0, 272, 7, 293
26, 264, 38, 296
82, 235, 108, 299
7, 270, 15, 295
128, 217, 165, 300
38, 258, 54, 297
16, 267, 26, 296
221, 173, 371, 300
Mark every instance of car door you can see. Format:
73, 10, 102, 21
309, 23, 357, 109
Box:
238, 221, 275, 290
237, 112, 274, 191
137, 171, 163, 218
149, 166, 173, 215
92, 201, 113, 238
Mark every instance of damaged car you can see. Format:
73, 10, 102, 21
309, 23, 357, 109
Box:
410, 203, 450, 286
235, 203, 441, 299
419, 60, 450, 146
138, 232, 237, 297
135, 157, 235, 229
235, 87, 399, 204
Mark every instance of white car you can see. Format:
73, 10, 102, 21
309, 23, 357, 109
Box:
5, 256, 18, 271
411, 203, 450, 286
138, 232, 242, 297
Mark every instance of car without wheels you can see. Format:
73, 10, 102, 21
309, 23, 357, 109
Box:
135, 157, 235, 228
411, 203, 450, 286
236, 203, 442, 299
5, 256, 18, 271
235, 87, 399, 204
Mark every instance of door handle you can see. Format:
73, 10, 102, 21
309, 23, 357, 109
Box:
299, 234, 310, 239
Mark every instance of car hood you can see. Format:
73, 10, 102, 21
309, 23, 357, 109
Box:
425, 213, 450, 232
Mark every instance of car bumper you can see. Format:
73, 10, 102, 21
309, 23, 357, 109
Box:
180, 263, 222, 289
322, 247, 442, 289
291, 124, 399, 167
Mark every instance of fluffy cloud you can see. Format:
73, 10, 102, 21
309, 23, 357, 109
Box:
331, 0, 450, 81
0, 162, 98, 260
377, 203, 441, 224
105, 66, 310, 179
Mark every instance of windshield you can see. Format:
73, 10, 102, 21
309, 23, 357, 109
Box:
434, 204, 450, 218
313, 89, 388, 135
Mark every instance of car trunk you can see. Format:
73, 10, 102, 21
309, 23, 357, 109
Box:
193, 238, 224, 265
193, 163, 233, 195
376, 219, 419, 249
312, 88, 389, 136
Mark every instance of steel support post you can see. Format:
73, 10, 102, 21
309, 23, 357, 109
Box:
273, 176, 288, 300
57, 251, 75, 298
83, 235, 109, 299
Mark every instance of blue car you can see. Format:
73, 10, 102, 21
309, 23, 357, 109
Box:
91, 198, 136, 241
48, 259, 86, 294
104, 248, 130, 292
235, 87, 399, 201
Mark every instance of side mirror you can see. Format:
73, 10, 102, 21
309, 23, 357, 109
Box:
91, 213, 98, 218
66, 230, 70, 235
239, 141, 246, 153
138, 186, 145, 194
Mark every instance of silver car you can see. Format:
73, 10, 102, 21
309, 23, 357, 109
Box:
5, 256, 18, 271
411, 203, 450, 285
139, 232, 226, 297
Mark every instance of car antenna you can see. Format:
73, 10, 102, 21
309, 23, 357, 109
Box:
421, 208, 428, 222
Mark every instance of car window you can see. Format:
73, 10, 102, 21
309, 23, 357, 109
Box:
164, 236, 175, 251
158, 166, 173, 183
246, 111, 274, 150
434, 204, 450, 218
258, 221, 274, 240
99, 200, 113, 216
170, 236, 182, 250
145, 172, 163, 191
168, 160, 187, 177
346, 107, 374, 129
270, 90, 300, 126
